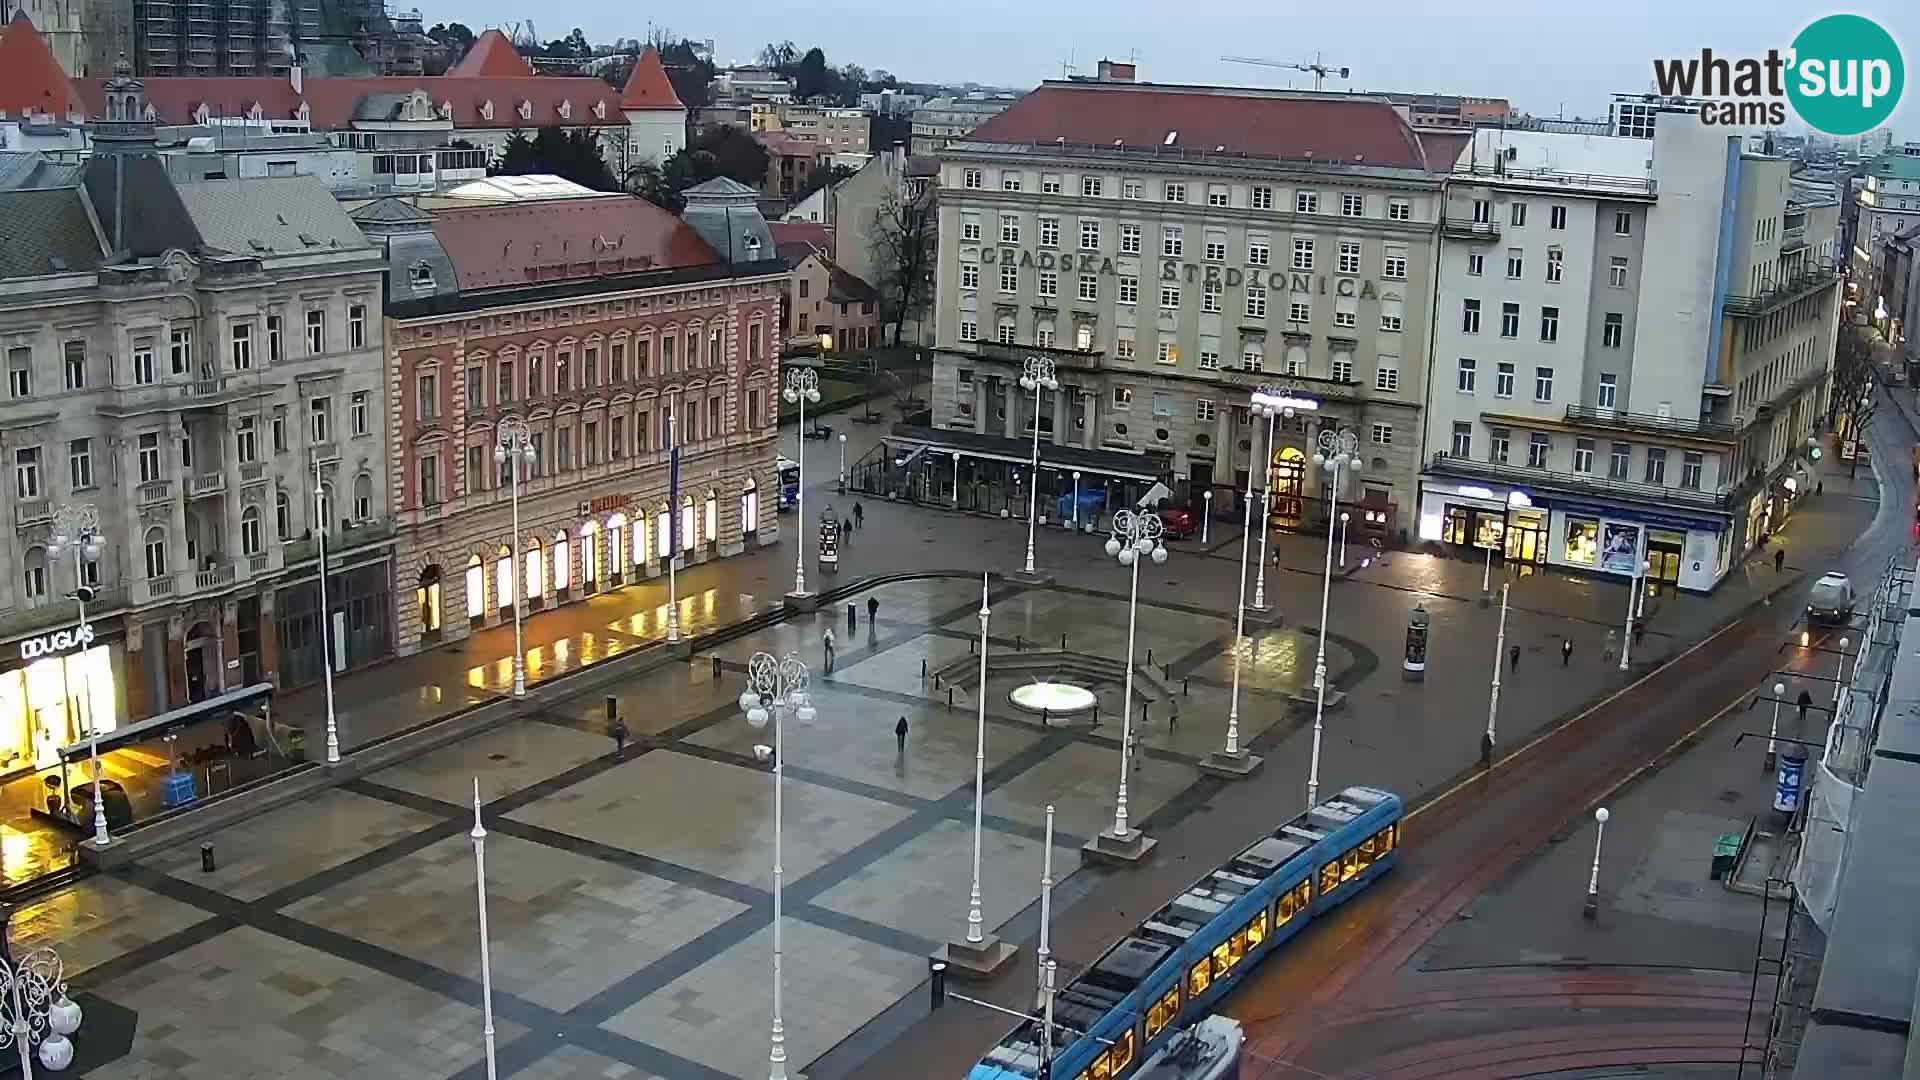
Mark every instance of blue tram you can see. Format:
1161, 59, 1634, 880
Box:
967, 785, 1404, 1080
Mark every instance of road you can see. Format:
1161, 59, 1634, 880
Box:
1226, 395, 1916, 1079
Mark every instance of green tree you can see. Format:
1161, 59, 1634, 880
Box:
758, 41, 798, 70
494, 126, 619, 191
634, 126, 772, 212
794, 47, 832, 100
426, 21, 474, 52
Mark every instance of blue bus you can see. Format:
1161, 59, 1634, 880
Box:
967, 785, 1404, 1080
778, 456, 801, 511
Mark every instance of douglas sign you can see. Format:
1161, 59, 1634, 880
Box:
20, 623, 94, 662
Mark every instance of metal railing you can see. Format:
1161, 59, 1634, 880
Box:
194, 564, 235, 589
137, 481, 172, 505
1723, 260, 1841, 317
188, 473, 225, 497
1427, 451, 1729, 510
241, 463, 267, 484
0, 585, 125, 639
1441, 217, 1500, 239
1564, 404, 1738, 441
1451, 160, 1656, 194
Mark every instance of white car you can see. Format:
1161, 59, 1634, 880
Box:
1808, 572, 1855, 626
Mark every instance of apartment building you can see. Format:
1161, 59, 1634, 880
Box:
1856, 146, 1920, 307
925, 77, 1448, 537
0, 66, 393, 764
1420, 123, 1840, 592
353, 178, 786, 655
910, 93, 1018, 156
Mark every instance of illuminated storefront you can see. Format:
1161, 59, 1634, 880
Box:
0, 627, 121, 778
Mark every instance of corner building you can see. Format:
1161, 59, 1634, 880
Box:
925, 76, 1452, 538
357, 179, 787, 655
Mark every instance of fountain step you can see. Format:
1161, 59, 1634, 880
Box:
928, 649, 1176, 706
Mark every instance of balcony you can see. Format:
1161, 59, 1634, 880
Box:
1427, 451, 1730, 514
13, 500, 50, 527
1563, 405, 1738, 442
1723, 260, 1840, 318
137, 481, 173, 505
281, 518, 397, 565
194, 564, 235, 590
241, 462, 268, 485
188, 473, 226, 498
310, 442, 340, 464
1442, 216, 1501, 241
144, 575, 175, 600
971, 340, 1107, 374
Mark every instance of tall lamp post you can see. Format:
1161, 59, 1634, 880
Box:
1251, 381, 1305, 610
740, 651, 813, 1080
946, 573, 1014, 973
1485, 582, 1509, 766
1306, 426, 1360, 809
1091, 509, 1165, 861
469, 780, 499, 1080
1205, 384, 1288, 778
1617, 554, 1650, 672
784, 368, 821, 600
494, 420, 536, 696
49, 505, 106, 847
837, 433, 847, 494
311, 450, 340, 763
1018, 357, 1060, 578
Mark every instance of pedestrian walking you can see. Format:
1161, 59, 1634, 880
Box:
609, 716, 629, 759
842, 515, 854, 538
1603, 627, 1618, 665
1561, 638, 1574, 666
1632, 619, 1647, 645
1797, 688, 1814, 725
847, 602, 857, 633
854, 502, 865, 529
895, 715, 909, 750
1169, 705, 1179, 734
1508, 643, 1521, 670
1774, 547, 1786, 573
867, 595, 879, 624
823, 626, 836, 672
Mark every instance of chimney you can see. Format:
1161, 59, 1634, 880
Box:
1096, 59, 1136, 83
290, 65, 302, 95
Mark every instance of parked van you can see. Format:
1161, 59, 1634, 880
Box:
1808, 572, 1856, 626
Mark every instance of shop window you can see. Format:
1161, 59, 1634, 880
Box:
526, 539, 545, 599
681, 495, 697, 553
742, 480, 760, 534
495, 547, 513, 609
466, 555, 485, 619
705, 490, 719, 546
1564, 519, 1599, 565
553, 533, 571, 592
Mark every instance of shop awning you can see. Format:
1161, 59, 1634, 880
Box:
882, 424, 1169, 483
57, 682, 274, 763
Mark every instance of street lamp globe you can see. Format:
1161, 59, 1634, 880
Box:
1117, 545, 1137, 566
1104, 536, 1122, 558
746, 702, 770, 729
739, 690, 761, 714
1595, 806, 1610, 825
1774, 681, 1786, 697
794, 696, 817, 723
1150, 544, 1168, 565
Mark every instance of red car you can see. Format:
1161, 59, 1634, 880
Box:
1158, 507, 1199, 539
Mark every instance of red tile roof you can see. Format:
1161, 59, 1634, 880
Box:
965, 82, 1433, 170
0, 13, 86, 120
1417, 131, 1471, 174
769, 221, 831, 255
619, 46, 683, 112
762, 133, 824, 159
448, 30, 536, 79
429, 195, 719, 293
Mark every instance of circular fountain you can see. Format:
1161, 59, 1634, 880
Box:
1008, 680, 1097, 718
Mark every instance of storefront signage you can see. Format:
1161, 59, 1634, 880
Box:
970, 247, 1382, 299
580, 494, 630, 517
20, 623, 93, 662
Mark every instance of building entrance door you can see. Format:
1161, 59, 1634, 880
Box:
1505, 510, 1547, 564
1647, 529, 1685, 584
1268, 447, 1306, 530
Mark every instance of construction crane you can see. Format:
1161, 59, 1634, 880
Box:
1221, 53, 1350, 92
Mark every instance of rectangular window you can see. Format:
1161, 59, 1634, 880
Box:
266, 314, 282, 361
1114, 337, 1135, 361
353, 390, 370, 434
1550, 204, 1567, 230
132, 342, 156, 385
465, 365, 485, 410
1252, 185, 1274, 210
1338, 242, 1361, 275
1118, 276, 1139, 305
997, 322, 1016, 345
1383, 253, 1407, 279
1001, 171, 1022, 192
13, 447, 38, 498
1160, 284, 1181, 310
1602, 313, 1623, 349
271, 408, 286, 453
1000, 215, 1019, 244
62, 340, 86, 389
609, 415, 625, 459
1163, 226, 1183, 257
228, 323, 252, 371
1241, 344, 1263, 371
1296, 190, 1318, 214
305, 309, 324, 354
1379, 313, 1402, 332
1202, 280, 1222, 313
1510, 201, 1528, 226
1341, 193, 1364, 217
1123, 178, 1143, 199
1389, 199, 1411, 221
1495, 362, 1515, 398
1645, 447, 1667, 484
1289, 301, 1311, 323
1206, 184, 1229, 207
1540, 306, 1560, 342
962, 168, 982, 189
1467, 252, 1484, 275
1245, 286, 1267, 318
1573, 438, 1595, 473
1205, 236, 1227, 262
1609, 443, 1631, 479
235, 417, 258, 465
1500, 302, 1520, 338
1292, 238, 1314, 270
1371, 422, 1393, 445
1197, 351, 1220, 371
1613, 210, 1632, 235
1120, 224, 1142, 254
1451, 422, 1472, 457
1598, 373, 1618, 409
1534, 366, 1554, 402
138, 433, 160, 482
1334, 310, 1357, 328
1681, 451, 1703, 490
1527, 432, 1550, 468
610, 342, 626, 382
1038, 271, 1057, 298
1196, 399, 1217, 422
67, 437, 93, 490
961, 217, 980, 242
1156, 342, 1178, 366
1039, 216, 1059, 247
419, 453, 439, 506
1077, 275, 1099, 302
1545, 249, 1564, 283
1081, 175, 1103, 197
1248, 238, 1270, 265
1040, 174, 1061, 195
958, 319, 977, 342
1472, 199, 1492, 224
6, 348, 28, 398
1489, 428, 1510, 464
960, 263, 978, 290
309, 396, 331, 442
1457, 357, 1476, 393
1506, 249, 1524, 278
412, 373, 434, 421
1331, 354, 1353, 382
1462, 299, 1480, 333
1609, 256, 1629, 287
1163, 181, 1186, 203
1375, 358, 1399, 392
1000, 265, 1018, 293
1080, 219, 1101, 250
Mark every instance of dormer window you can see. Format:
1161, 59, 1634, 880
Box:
557, 99, 572, 120
295, 102, 309, 122
247, 102, 264, 120
517, 100, 532, 121
439, 100, 452, 119
193, 104, 211, 124
410, 262, 435, 290
592, 100, 606, 120
480, 100, 494, 121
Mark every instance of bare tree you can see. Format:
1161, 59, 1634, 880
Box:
869, 184, 937, 347
1830, 323, 1878, 477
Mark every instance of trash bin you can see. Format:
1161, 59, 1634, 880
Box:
1711, 831, 1742, 880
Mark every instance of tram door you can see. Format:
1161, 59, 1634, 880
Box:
1268, 447, 1306, 530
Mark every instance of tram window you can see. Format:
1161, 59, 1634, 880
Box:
1383, 824, 1398, 851
1341, 849, 1361, 881
1320, 861, 1341, 894
1359, 834, 1379, 860
1146, 987, 1180, 1039
1090, 1052, 1113, 1079
1110, 1031, 1137, 1071
1296, 881, 1312, 909
1212, 941, 1233, 978
1247, 909, 1269, 946
1278, 890, 1296, 924
1229, 930, 1248, 966
1188, 959, 1211, 996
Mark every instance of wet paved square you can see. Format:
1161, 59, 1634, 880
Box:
146, 788, 442, 902
370, 720, 611, 806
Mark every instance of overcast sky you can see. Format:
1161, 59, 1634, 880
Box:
446, 0, 1916, 131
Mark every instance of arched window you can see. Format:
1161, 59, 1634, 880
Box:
654, 501, 671, 559
143, 527, 168, 579
275, 490, 291, 540
352, 473, 373, 521
240, 506, 263, 556
680, 494, 696, 554
579, 520, 599, 589
318, 481, 336, 532
526, 537, 545, 599
741, 479, 760, 535
631, 514, 647, 567
21, 547, 46, 607
467, 554, 485, 619
709, 326, 724, 366
551, 531, 570, 592
494, 545, 513, 608
417, 565, 442, 633
704, 489, 718, 547
606, 513, 626, 578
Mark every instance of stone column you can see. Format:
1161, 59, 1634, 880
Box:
1002, 380, 1017, 440
1053, 386, 1068, 446
220, 598, 240, 695
1081, 389, 1098, 449
221, 413, 244, 569
259, 588, 280, 685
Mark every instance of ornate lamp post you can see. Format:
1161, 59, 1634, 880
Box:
493, 419, 537, 696
48, 506, 106, 847
783, 369, 821, 600
469, 780, 499, 1080
1252, 381, 1306, 610
1090, 509, 1165, 860
1018, 357, 1059, 578
1306, 425, 1360, 808
311, 450, 340, 762
1205, 384, 1291, 778
946, 573, 1014, 973
740, 652, 813, 1080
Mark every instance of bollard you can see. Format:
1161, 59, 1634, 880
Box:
1182, 676, 1190, 696
201, 842, 216, 873
934, 675, 943, 690
970, 638, 976, 655
929, 960, 949, 1010
1017, 635, 1025, 652
1042, 707, 1050, 726
921, 658, 928, 679
947, 687, 954, 708
1146, 648, 1154, 666
1163, 663, 1171, 679
712, 655, 722, 679
1061, 633, 1068, 650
